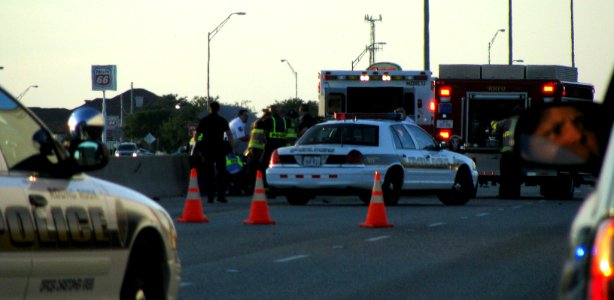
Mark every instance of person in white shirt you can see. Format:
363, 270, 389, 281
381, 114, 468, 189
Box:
229, 109, 250, 156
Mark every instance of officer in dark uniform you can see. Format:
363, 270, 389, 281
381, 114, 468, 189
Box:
492, 115, 521, 198
195, 101, 234, 203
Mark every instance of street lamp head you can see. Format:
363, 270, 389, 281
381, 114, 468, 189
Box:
32, 85, 39, 88
235, 12, 246, 16
499, 29, 506, 32
281, 59, 286, 62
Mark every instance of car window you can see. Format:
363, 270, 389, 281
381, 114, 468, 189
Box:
406, 124, 438, 150
391, 124, 416, 149
119, 143, 137, 151
0, 90, 61, 172
298, 124, 379, 146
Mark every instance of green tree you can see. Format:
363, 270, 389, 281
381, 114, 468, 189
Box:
271, 98, 318, 117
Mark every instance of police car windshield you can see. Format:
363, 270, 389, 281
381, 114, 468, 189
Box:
0, 89, 19, 110
298, 124, 379, 146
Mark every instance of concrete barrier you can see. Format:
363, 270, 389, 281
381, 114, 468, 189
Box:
88, 155, 191, 199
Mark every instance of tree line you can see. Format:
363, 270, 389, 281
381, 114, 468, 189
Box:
122, 95, 317, 153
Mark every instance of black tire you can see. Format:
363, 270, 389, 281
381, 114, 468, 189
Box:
382, 168, 402, 206
286, 193, 310, 205
120, 234, 165, 300
438, 166, 474, 206
541, 174, 575, 200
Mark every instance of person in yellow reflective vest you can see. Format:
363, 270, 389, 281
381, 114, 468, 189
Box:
244, 108, 270, 194
491, 115, 521, 199
285, 109, 298, 146
261, 105, 287, 196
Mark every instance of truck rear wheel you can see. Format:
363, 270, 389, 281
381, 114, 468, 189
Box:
541, 174, 575, 200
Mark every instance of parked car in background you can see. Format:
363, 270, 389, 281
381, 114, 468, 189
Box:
115, 142, 139, 157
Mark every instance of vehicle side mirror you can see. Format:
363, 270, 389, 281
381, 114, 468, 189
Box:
67, 107, 109, 171
513, 102, 612, 175
72, 140, 109, 171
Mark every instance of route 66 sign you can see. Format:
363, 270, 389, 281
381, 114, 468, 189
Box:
91, 65, 117, 91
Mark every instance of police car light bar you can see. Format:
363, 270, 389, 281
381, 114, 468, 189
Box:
333, 112, 403, 121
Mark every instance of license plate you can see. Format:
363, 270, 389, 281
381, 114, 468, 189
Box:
436, 120, 453, 128
303, 156, 321, 167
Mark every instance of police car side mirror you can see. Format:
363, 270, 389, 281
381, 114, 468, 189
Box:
67, 107, 109, 172
513, 102, 612, 175
72, 140, 109, 171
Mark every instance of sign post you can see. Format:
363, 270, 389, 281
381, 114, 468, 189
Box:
91, 65, 117, 143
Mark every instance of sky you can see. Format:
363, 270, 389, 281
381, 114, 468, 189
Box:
1, 0, 613, 112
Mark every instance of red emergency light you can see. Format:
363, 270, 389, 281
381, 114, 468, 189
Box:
438, 130, 451, 140
428, 100, 436, 112
440, 86, 451, 97
542, 83, 556, 95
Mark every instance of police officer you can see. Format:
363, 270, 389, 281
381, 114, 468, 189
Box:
244, 109, 270, 194
195, 101, 234, 203
262, 105, 287, 194
492, 115, 521, 199
285, 109, 298, 146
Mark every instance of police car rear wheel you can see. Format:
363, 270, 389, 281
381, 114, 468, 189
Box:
438, 166, 473, 206
286, 192, 311, 205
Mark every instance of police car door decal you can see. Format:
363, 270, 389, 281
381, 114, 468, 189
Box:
25, 176, 113, 295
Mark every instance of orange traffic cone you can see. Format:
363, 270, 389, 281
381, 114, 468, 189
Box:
243, 170, 276, 225
360, 171, 393, 228
177, 168, 208, 223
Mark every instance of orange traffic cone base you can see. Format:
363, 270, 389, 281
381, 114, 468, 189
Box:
177, 168, 209, 223
244, 170, 276, 225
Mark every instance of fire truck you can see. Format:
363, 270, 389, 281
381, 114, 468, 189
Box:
318, 62, 436, 132
433, 64, 595, 199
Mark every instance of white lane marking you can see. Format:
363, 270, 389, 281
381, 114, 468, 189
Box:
512, 205, 523, 209
332, 245, 344, 249
366, 235, 390, 242
226, 269, 239, 273
180, 282, 193, 287
275, 255, 309, 263
476, 212, 490, 217
428, 222, 446, 227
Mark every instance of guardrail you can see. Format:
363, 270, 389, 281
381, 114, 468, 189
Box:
87, 155, 191, 200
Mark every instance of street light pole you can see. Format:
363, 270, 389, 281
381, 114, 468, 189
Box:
207, 12, 246, 107
281, 59, 298, 99
488, 28, 506, 64
17, 85, 38, 100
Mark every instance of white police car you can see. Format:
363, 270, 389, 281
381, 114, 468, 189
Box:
0, 87, 180, 299
266, 113, 478, 205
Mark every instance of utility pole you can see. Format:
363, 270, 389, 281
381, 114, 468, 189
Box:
508, 0, 513, 64
424, 0, 430, 71
570, 0, 576, 67
364, 14, 383, 66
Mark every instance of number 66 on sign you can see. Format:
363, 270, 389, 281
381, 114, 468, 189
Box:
91, 65, 117, 91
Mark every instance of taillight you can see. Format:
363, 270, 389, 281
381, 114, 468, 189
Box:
440, 86, 451, 97
270, 150, 281, 167
345, 150, 364, 164
438, 130, 451, 140
590, 218, 614, 300
542, 83, 556, 95
428, 100, 436, 112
